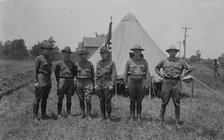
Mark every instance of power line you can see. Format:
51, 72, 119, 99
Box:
181, 27, 191, 59
177, 41, 182, 58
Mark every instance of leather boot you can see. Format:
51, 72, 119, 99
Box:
129, 101, 135, 122
98, 101, 106, 121
137, 102, 142, 122
87, 102, 92, 120
67, 103, 72, 118
106, 101, 112, 122
159, 106, 166, 127
175, 106, 181, 129
41, 100, 47, 119
79, 100, 85, 118
57, 103, 62, 119
33, 103, 39, 122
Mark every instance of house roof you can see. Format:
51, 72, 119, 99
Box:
83, 37, 106, 47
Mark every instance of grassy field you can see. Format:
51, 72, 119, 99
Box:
0, 60, 34, 94
0, 60, 224, 140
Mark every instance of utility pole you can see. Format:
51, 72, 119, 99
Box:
177, 41, 182, 58
181, 27, 191, 59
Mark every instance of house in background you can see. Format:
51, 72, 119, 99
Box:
81, 37, 106, 56
72, 35, 106, 62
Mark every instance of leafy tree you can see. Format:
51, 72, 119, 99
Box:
30, 37, 61, 61
30, 41, 42, 56
2, 40, 12, 57
218, 53, 224, 66
11, 39, 28, 59
0, 39, 28, 60
51, 46, 61, 61
0, 41, 3, 56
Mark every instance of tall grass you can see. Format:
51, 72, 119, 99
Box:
0, 60, 34, 75
191, 63, 224, 90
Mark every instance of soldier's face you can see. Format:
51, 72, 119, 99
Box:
79, 54, 87, 61
63, 52, 70, 60
100, 52, 108, 60
133, 50, 142, 59
168, 50, 178, 57
43, 48, 51, 55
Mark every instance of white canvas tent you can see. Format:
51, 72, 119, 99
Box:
89, 13, 167, 78
89, 13, 222, 100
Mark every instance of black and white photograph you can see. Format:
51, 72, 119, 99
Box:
0, 0, 224, 139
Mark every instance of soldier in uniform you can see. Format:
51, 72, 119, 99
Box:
95, 46, 117, 122
33, 40, 54, 122
155, 45, 192, 129
213, 59, 219, 78
76, 47, 95, 120
55, 46, 77, 119
124, 44, 150, 122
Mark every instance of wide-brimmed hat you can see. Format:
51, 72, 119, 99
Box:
40, 40, 54, 50
61, 46, 73, 53
166, 45, 179, 52
99, 46, 110, 53
77, 47, 89, 55
130, 44, 145, 51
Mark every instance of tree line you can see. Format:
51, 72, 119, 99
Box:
0, 37, 61, 61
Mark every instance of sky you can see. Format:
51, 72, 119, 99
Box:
0, 0, 224, 58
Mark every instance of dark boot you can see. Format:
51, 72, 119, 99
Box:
33, 103, 39, 122
79, 100, 85, 118
106, 101, 112, 122
57, 103, 62, 119
87, 102, 92, 120
129, 101, 135, 122
159, 106, 166, 127
175, 106, 181, 129
98, 100, 106, 121
67, 102, 72, 118
137, 102, 142, 122
41, 101, 47, 119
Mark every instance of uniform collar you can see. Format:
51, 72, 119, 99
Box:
132, 57, 142, 61
168, 57, 179, 62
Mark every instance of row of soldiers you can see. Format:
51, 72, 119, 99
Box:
33, 41, 192, 128
33, 41, 117, 123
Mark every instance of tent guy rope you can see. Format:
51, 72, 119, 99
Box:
193, 77, 224, 99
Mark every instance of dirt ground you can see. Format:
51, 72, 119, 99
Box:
0, 80, 224, 140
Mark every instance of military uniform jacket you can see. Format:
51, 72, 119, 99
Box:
55, 59, 77, 82
124, 57, 150, 84
34, 55, 52, 86
76, 60, 94, 82
95, 59, 117, 86
155, 57, 192, 79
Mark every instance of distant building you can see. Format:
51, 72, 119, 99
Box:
72, 36, 106, 62
82, 37, 106, 56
